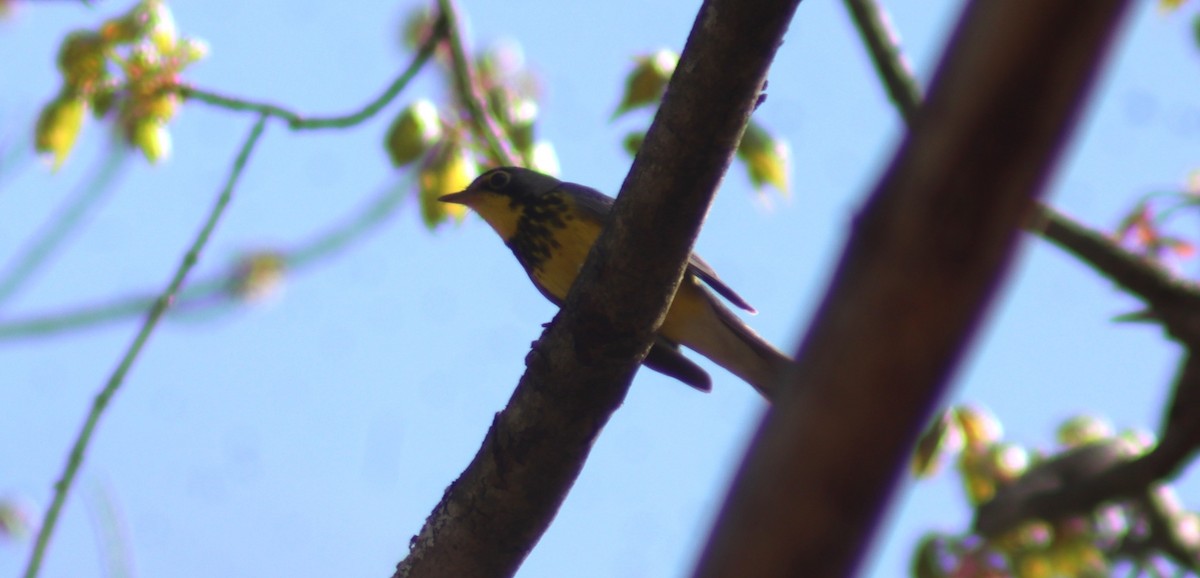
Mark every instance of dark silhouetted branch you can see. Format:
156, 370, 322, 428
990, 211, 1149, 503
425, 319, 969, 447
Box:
693, 2, 1131, 577
393, 0, 802, 576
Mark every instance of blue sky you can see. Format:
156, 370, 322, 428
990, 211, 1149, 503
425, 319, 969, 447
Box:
2, 1, 1199, 577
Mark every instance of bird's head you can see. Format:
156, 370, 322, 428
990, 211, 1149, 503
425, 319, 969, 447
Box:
440, 167, 563, 240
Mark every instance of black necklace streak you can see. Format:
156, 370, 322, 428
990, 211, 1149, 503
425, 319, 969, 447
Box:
505, 191, 571, 274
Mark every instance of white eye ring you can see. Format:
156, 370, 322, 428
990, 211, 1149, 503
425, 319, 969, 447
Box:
487, 170, 511, 189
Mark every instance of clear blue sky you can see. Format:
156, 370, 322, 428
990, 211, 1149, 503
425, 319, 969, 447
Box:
2, 1, 1198, 576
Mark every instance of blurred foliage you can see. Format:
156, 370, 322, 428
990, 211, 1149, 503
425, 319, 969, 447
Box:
911, 406, 1199, 577
387, 7, 557, 229
418, 140, 474, 228
612, 49, 677, 119
0, 499, 32, 541
737, 121, 791, 195
226, 250, 288, 303
386, 99, 443, 167
12, 2, 1200, 578
611, 48, 792, 198
34, 0, 207, 167
1111, 172, 1200, 273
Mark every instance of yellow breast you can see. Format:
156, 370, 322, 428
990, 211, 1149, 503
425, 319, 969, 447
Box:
527, 212, 601, 301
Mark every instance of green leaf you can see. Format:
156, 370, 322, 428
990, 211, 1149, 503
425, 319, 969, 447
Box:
1056, 415, 1113, 448
132, 118, 171, 163
419, 144, 475, 229
386, 100, 442, 168
736, 120, 790, 195
622, 131, 645, 157
612, 49, 677, 120
912, 409, 954, 478
35, 92, 88, 170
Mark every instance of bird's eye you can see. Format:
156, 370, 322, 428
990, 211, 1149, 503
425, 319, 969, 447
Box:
487, 170, 511, 190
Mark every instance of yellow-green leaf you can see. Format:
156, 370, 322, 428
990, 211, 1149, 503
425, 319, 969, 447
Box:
622, 131, 645, 157
910, 534, 948, 578
386, 100, 442, 167
954, 405, 1002, 449
35, 94, 88, 170
419, 145, 475, 229
736, 121, 790, 195
1193, 12, 1200, 49
0, 500, 30, 539
58, 31, 109, 91
912, 409, 956, 478
612, 49, 677, 120
228, 251, 288, 303
177, 38, 210, 65
1056, 415, 1112, 448
132, 118, 171, 163
143, 0, 178, 52
957, 447, 998, 506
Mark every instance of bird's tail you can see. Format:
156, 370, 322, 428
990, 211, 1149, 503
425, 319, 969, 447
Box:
684, 291, 793, 401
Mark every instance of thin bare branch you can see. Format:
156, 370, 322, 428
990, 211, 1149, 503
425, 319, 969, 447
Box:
22, 114, 268, 578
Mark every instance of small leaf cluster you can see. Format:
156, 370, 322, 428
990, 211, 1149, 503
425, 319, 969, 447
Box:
911, 408, 1198, 578
386, 8, 558, 230
0, 499, 31, 541
226, 250, 288, 304
1113, 172, 1200, 272
613, 49, 791, 197
35, 0, 207, 168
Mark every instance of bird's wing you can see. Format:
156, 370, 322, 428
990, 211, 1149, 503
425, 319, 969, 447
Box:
644, 337, 712, 392
558, 181, 616, 225
685, 254, 757, 313
559, 181, 757, 314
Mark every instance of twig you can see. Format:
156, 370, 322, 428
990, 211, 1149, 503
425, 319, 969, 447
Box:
435, 0, 521, 167
1031, 206, 1200, 318
843, 0, 922, 124
21, 114, 268, 578
0, 279, 223, 340
842, 0, 1126, 283
179, 14, 445, 131
0, 144, 130, 310
0, 131, 33, 189
0, 172, 414, 341
0, 20, 444, 340
1137, 490, 1200, 571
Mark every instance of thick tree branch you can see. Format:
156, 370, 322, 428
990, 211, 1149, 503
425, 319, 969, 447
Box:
850, 0, 1200, 554
692, 2, 1130, 578
392, 0, 802, 577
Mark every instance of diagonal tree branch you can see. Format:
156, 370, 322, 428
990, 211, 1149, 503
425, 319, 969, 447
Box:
848, 0, 1200, 560
393, 0, 802, 576
22, 114, 269, 578
692, 2, 1131, 577
1031, 206, 1200, 316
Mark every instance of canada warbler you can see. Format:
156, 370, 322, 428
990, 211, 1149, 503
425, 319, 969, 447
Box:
440, 167, 791, 399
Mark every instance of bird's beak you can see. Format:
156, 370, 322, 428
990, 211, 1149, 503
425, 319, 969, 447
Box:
438, 190, 473, 205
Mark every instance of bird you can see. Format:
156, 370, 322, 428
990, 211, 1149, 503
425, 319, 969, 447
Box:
439, 166, 791, 400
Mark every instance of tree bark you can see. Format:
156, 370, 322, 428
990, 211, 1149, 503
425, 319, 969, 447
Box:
394, 0, 802, 576
692, 2, 1131, 577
